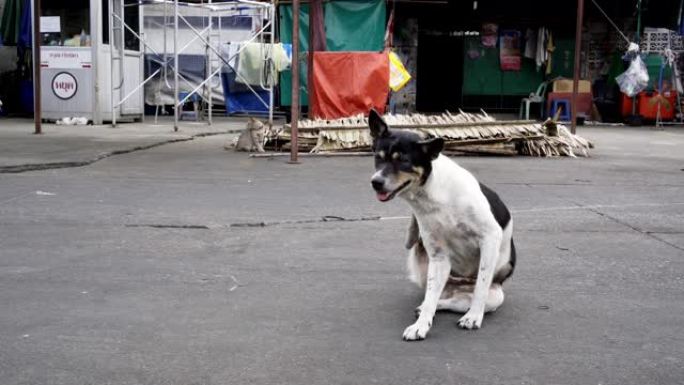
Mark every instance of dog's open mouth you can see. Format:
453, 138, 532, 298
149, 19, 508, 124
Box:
376, 180, 411, 202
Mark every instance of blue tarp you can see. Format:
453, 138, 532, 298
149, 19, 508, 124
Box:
221, 72, 269, 114
18, 0, 31, 48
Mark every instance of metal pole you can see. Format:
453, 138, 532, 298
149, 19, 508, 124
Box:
207, 0, 213, 126
631, 0, 643, 118
118, 0, 125, 121
289, 0, 300, 163
32, 0, 42, 134
91, 0, 99, 124
109, 0, 116, 126
268, 4, 275, 128
571, 0, 585, 134
173, 0, 179, 131
307, 0, 315, 119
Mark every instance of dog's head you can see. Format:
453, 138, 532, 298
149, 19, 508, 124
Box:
368, 109, 444, 202
247, 117, 265, 131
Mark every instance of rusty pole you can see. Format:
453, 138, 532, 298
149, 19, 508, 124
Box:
32, 0, 42, 134
307, 3, 315, 119
289, 0, 300, 163
571, 0, 585, 134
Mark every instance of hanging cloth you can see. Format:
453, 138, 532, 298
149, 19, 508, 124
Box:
311, 51, 389, 119
481, 23, 498, 48
524, 28, 536, 59
0, 0, 23, 46
384, 7, 395, 48
235, 43, 291, 87
535, 27, 547, 70
499, 30, 522, 71
17, 0, 31, 47
545, 31, 555, 75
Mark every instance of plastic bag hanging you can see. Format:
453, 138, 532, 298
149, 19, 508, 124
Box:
616, 43, 649, 97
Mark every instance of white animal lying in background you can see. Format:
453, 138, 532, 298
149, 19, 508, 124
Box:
56, 117, 88, 125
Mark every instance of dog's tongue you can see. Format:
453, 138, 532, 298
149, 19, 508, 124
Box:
376, 191, 390, 202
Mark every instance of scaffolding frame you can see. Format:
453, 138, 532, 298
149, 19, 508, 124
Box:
108, 0, 276, 131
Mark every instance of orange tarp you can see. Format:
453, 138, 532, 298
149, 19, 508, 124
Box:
311, 51, 389, 119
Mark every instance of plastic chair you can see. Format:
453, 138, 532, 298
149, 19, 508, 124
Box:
179, 92, 200, 121
519, 82, 548, 120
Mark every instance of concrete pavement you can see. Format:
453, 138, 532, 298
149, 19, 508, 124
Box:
0, 117, 247, 172
0, 121, 683, 384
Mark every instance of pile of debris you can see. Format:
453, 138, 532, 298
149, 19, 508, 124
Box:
267, 111, 593, 157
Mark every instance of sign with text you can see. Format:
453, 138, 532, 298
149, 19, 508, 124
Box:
51, 72, 78, 100
40, 16, 61, 33
41, 49, 92, 69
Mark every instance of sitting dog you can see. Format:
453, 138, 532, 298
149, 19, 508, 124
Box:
368, 109, 515, 341
231, 117, 266, 152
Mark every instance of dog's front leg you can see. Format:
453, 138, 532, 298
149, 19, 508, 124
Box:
457, 230, 502, 330
403, 254, 451, 341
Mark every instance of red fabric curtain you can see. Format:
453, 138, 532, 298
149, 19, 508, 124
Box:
311, 51, 389, 119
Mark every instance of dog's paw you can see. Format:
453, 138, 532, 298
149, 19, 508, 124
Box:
457, 311, 483, 330
402, 320, 431, 341
414, 305, 423, 319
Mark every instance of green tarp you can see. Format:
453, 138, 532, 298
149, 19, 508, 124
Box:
279, 0, 386, 106
0, 0, 24, 45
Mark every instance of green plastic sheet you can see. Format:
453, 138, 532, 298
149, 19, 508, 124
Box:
0, 0, 24, 45
279, 0, 386, 106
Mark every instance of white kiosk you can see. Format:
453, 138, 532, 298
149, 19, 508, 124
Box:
38, 0, 144, 124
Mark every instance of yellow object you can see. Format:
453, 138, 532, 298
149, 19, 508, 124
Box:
545, 32, 555, 75
389, 51, 411, 92
552, 79, 592, 93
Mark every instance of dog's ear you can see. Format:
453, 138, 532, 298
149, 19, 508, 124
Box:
417, 137, 444, 160
368, 109, 389, 139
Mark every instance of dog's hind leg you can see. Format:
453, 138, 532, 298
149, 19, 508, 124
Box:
416, 283, 504, 315
437, 283, 504, 313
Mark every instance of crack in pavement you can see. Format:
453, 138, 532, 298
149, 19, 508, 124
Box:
229, 215, 382, 228
125, 224, 210, 230
512, 202, 684, 214
583, 206, 684, 252
0, 132, 230, 174
124, 215, 383, 230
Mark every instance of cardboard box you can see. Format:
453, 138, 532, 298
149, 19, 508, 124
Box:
553, 79, 592, 93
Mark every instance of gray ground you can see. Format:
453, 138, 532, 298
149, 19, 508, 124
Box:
0, 122, 683, 385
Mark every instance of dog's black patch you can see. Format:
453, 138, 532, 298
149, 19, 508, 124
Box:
479, 183, 516, 284
479, 182, 511, 229
509, 239, 516, 271
493, 239, 516, 283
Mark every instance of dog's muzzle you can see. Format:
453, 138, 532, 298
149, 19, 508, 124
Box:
371, 176, 409, 202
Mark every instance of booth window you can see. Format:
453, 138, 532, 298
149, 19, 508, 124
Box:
102, 0, 140, 50
124, 0, 140, 51
41, 0, 91, 46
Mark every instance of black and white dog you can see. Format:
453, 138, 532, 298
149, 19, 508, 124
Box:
368, 109, 515, 341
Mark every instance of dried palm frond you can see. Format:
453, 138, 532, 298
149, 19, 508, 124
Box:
270, 110, 592, 157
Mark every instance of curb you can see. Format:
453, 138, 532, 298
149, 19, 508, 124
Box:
0, 131, 232, 174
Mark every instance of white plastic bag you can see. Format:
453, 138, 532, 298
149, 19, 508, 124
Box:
616, 55, 649, 97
